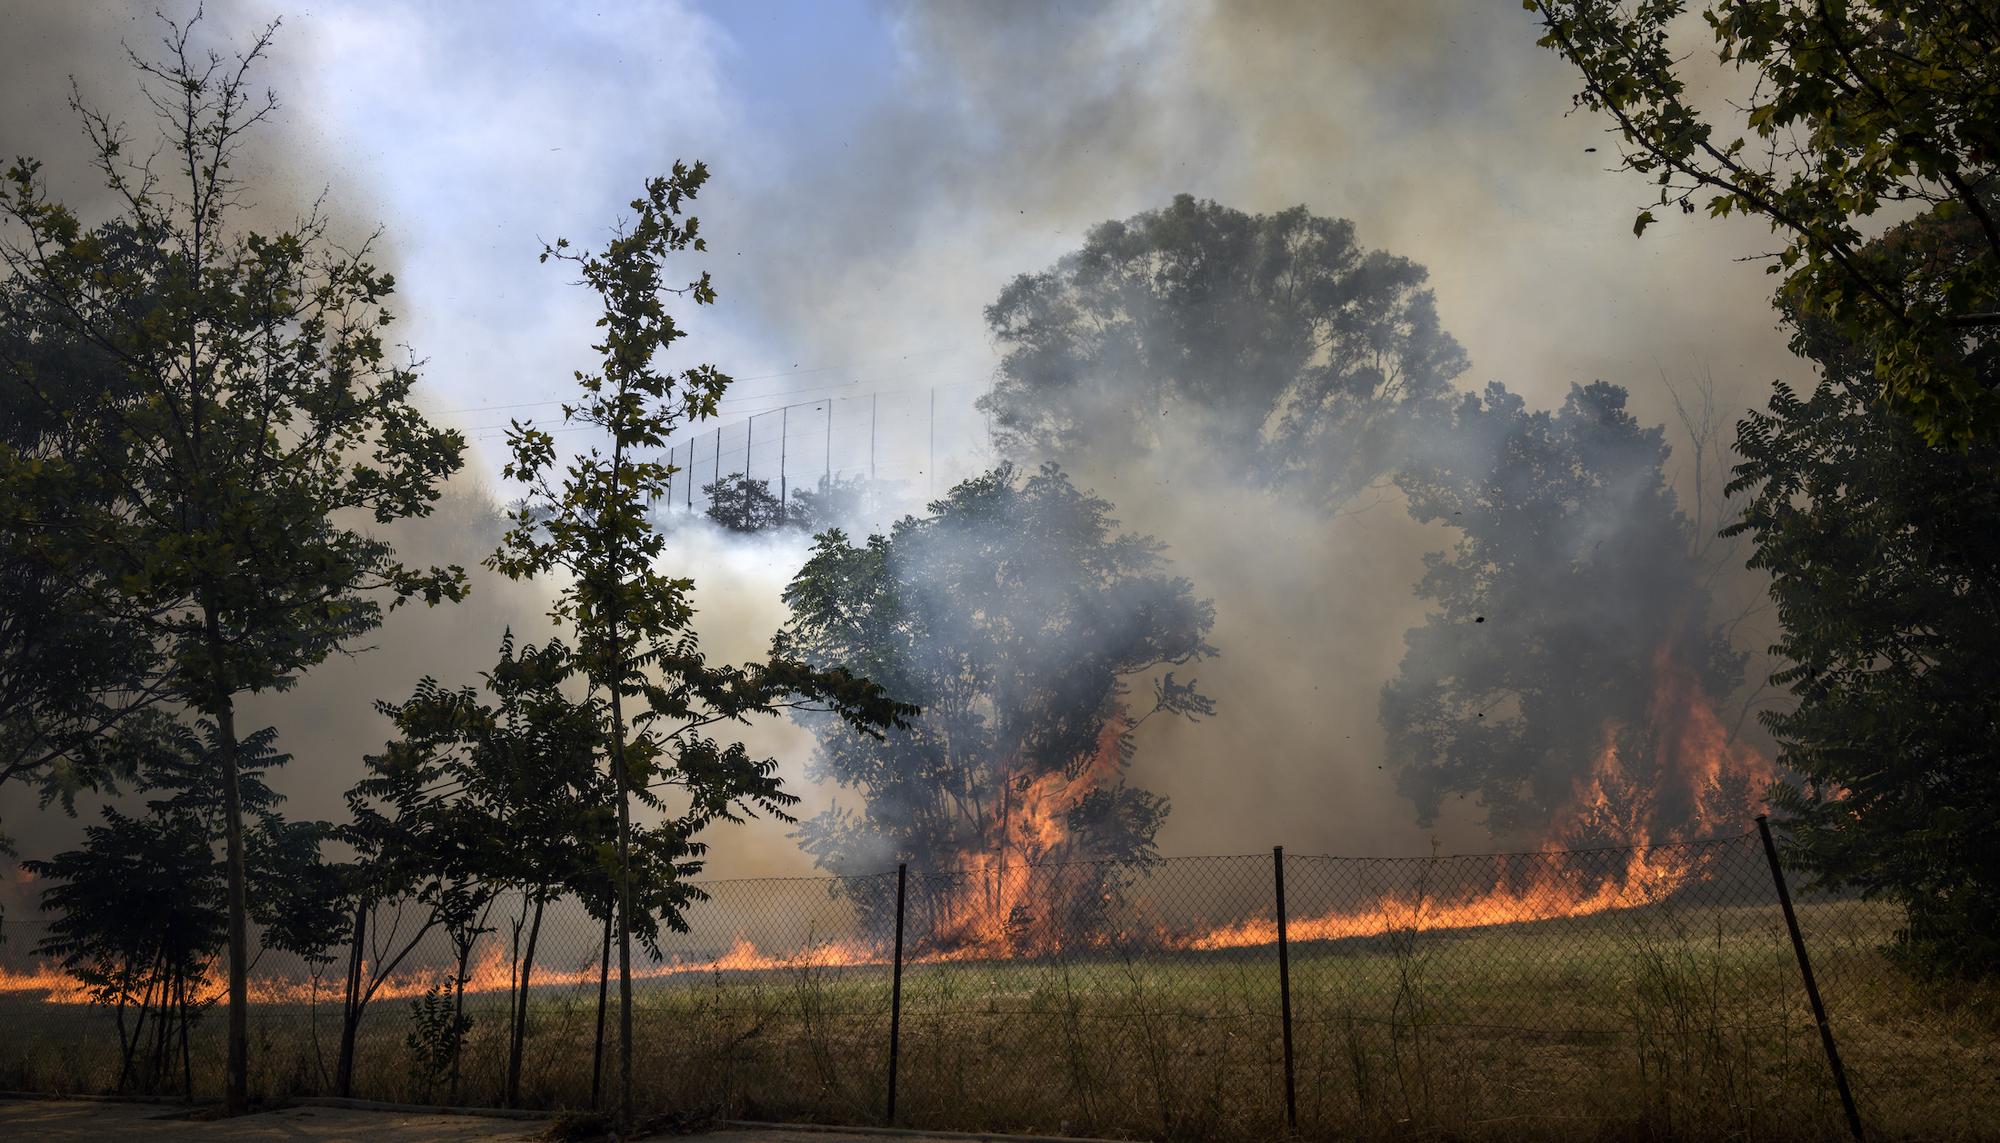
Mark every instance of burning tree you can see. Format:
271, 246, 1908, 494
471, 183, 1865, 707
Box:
1381, 381, 1768, 860
776, 463, 1216, 953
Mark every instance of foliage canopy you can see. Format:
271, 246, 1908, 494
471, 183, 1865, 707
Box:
0, 15, 465, 1108
1726, 213, 2000, 976
1529, 0, 2000, 446
980, 194, 1466, 509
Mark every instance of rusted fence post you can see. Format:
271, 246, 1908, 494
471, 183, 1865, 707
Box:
1274, 845, 1298, 1131
886, 862, 908, 1125
1757, 815, 1864, 1141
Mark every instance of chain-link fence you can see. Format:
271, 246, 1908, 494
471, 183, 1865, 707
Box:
1, 828, 1992, 1140
659, 382, 996, 523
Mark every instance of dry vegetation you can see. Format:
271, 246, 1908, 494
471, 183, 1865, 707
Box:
3, 898, 1993, 1141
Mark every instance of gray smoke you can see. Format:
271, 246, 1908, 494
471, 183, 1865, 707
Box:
705, 1, 1792, 860
1, 0, 1794, 900
0, 3, 567, 909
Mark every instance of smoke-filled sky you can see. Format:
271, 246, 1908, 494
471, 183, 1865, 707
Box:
1, 1, 1799, 879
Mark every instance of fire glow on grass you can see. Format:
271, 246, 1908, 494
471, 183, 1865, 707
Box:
0, 645, 1774, 1006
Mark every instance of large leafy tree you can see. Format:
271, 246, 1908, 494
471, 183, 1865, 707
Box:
0, 18, 466, 1109
1382, 381, 1751, 842
980, 194, 1466, 509
489, 165, 905, 1125
1726, 210, 2000, 977
1528, 0, 2000, 446
776, 463, 1215, 945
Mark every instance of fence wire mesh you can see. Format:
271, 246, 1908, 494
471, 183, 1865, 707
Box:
1, 832, 1992, 1140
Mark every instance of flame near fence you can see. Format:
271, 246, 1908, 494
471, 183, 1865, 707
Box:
0, 830, 1992, 1142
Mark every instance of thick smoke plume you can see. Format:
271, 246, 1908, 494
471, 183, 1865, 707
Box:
0, 1, 1797, 899
706, 1, 1792, 861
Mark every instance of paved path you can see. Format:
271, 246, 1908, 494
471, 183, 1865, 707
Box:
0, 1098, 976, 1142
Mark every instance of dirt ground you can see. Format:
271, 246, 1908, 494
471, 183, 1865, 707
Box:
0, 1098, 982, 1142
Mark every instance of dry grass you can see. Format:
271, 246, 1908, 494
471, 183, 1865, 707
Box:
2, 898, 1994, 1141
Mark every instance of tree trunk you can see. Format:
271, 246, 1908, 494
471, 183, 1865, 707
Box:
121, 950, 164, 1093
448, 934, 474, 1105
112, 985, 132, 1093
335, 896, 368, 1097
207, 610, 251, 1115
609, 688, 635, 1126
506, 894, 545, 1107
590, 907, 611, 1110
177, 972, 194, 1101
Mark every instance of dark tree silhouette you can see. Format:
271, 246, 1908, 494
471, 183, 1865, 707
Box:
1728, 208, 2000, 978
0, 17, 465, 1109
487, 167, 907, 1126
27, 721, 339, 1097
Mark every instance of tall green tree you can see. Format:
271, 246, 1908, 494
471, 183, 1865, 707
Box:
980, 194, 1467, 509
1726, 208, 2000, 977
776, 464, 1214, 945
0, 18, 466, 1109
1528, 0, 2000, 446
489, 165, 904, 1125
1382, 381, 1753, 841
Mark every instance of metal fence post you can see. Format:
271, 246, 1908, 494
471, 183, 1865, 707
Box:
887, 862, 908, 1125
1274, 845, 1297, 1131
1756, 815, 1864, 1141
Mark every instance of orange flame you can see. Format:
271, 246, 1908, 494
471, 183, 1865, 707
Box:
1, 642, 1776, 1005
0, 932, 896, 1007
1181, 641, 1774, 951
921, 717, 1131, 958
